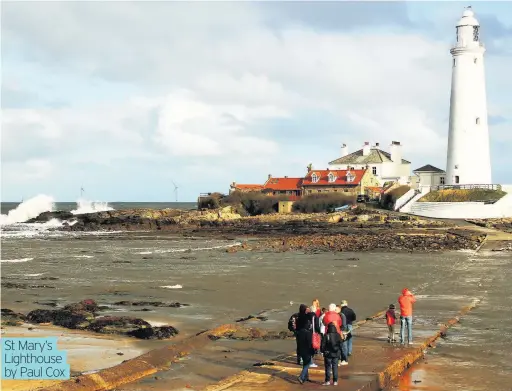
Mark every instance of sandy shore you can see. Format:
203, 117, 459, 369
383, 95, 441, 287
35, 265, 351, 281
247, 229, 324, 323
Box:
1, 323, 157, 391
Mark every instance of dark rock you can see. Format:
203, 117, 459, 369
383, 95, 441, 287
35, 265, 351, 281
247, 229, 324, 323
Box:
87, 316, 151, 334
26, 210, 74, 223
113, 301, 189, 308
2, 282, 28, 289
1, 309, 27, 326
127, 325, 179, 339
235, 315, 269, 322
27, 309, 55, 323
34, 301, 59, 307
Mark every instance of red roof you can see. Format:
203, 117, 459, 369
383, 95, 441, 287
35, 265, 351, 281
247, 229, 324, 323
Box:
234, 184, 264, 191
302, 169, 366, 186
264, 177, 303, 191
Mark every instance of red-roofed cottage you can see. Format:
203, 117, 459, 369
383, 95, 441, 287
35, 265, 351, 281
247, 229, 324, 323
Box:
302, 168, 378, 195
263, 175, 303, 199
229, 183, 264, 193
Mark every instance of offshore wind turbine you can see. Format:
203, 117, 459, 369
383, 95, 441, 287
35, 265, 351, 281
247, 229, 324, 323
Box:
172, 181, 179, 202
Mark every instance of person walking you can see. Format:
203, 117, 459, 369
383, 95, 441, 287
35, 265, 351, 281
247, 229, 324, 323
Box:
323, 303, 342, 333
398, 288, 416, 345
296, 304, 315, 384
319, 307, 327, 336
386, 304, 397, 343
288, 307, 302, 365
309, 305, 321, 368
340, 300, 356, 356
336, 305, 349, 366
312, 299, 322, 318
320, 323, 343, 386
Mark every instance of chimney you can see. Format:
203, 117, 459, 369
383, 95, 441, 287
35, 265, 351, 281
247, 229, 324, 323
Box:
390, 141, 402, 164
268, 174, 272, 179
362, 141, 371, 156
341, 143, 348, 157
284, 176, 288, 178
307, 163, 312, 172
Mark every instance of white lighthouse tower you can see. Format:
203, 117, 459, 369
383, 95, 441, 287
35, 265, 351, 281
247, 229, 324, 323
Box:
446, 7, 492, 185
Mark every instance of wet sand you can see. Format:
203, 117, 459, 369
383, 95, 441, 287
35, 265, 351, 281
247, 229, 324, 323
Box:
1, 324, 158, 391
2, 231, 511, 391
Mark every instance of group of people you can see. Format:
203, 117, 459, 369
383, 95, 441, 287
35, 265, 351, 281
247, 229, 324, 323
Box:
288, 288, 416, 386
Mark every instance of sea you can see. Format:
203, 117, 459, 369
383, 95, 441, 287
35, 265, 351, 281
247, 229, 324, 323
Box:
1, 196, 511, 390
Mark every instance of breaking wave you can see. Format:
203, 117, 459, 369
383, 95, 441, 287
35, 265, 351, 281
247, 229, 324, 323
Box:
1, 257, 33, 263
1, 194, 114, 239
0, 194, 114, 226
71, 198, 113, 214
0, 195, 55, 225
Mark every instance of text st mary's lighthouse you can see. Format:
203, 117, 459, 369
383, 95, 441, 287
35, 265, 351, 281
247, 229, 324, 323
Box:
446, 7, 492, 186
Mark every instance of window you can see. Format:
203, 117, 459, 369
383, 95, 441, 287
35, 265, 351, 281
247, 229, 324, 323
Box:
453, 58, 456, 67
473, 26, 479, 41
372, 166, 377, 175
286, 191, 292, 195
474, 58, 478, 64
311, 173, 319, 183
440, 177, 445, 185
455, 176, 460, 184
344, 189, 348, 193
346, 172, 355, 183
454, 165, 459, 169
328, 172, 336, 183
476, 117, 480, 125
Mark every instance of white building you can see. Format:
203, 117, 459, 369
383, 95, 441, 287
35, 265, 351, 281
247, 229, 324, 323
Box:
413, 165, 446, 188
446, 7, 492, 185
328, 141, 411, 186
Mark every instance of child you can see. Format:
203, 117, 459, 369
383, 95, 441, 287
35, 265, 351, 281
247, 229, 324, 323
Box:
320, 322, 343, 386
386, 304, 397, 343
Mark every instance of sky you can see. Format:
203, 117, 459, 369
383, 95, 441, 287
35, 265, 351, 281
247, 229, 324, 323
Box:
1, 1, 511, 202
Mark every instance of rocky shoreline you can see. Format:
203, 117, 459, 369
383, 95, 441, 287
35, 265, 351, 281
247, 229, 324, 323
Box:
24, 206, 490, 252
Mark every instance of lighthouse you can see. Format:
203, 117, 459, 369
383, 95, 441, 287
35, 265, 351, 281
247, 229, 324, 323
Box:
446, 7, 492, 185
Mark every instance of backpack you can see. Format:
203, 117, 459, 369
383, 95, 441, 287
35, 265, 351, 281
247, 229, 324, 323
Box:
288, 313, 298, 332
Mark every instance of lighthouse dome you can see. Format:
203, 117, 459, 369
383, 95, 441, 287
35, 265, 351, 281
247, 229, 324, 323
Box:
457, 8, 479, 27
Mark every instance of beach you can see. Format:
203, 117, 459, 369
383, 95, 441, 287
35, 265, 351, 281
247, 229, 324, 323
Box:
2, 209, 511, 391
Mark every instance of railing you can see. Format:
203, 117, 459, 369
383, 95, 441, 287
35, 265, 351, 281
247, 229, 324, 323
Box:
430, 184, 502, 191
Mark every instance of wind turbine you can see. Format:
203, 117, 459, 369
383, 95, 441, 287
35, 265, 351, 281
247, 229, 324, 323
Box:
172, 181, 179, 202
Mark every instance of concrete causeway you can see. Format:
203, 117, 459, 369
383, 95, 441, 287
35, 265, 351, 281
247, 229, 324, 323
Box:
203, 301, 479, 391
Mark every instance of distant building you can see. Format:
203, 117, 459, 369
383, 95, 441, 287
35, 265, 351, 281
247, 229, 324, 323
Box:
328, 141, 411, 186
302, 168, 379, 196
262, 175, 303, 200
413, 165, 446, 188
229, 183, 263, 193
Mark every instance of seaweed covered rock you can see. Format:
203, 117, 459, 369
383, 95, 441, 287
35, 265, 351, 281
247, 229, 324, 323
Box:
1, 309, 27, 326
86, 316, 151, 334
127, 325, 179, 339
26, 309, 55, 324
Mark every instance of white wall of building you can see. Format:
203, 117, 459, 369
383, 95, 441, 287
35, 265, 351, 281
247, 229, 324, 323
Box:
446, 9, 492, 185
416, 172, 445, 187
409, 185, 512, 219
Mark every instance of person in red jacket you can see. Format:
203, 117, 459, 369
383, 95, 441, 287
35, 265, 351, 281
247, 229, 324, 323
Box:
323, 303, 342, 334
398, 288, 416, 345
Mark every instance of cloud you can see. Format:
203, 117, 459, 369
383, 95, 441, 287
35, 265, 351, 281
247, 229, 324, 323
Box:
1, 2, 511, 201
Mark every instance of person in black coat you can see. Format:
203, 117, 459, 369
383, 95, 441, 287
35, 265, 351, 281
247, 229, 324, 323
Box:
296, 304, 315, 384
320, 322, 343, 385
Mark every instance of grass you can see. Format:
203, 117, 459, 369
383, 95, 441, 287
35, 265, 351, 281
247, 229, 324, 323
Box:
418, 189, 507, 202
